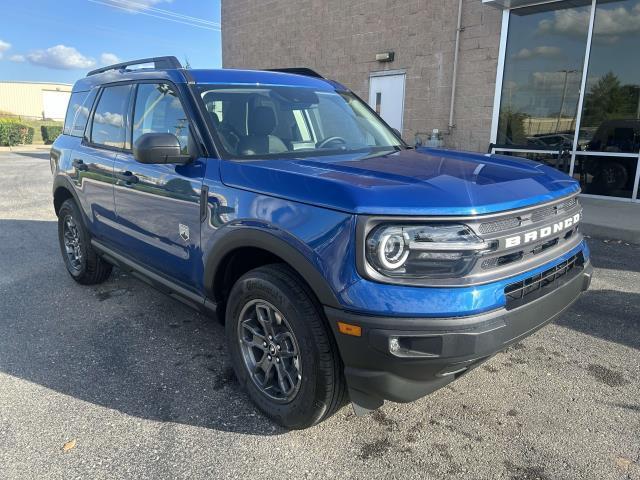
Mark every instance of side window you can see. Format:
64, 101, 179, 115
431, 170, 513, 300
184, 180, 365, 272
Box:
133, 83, 190, 154
63, 89, 97, 137
90, 85, 132, 149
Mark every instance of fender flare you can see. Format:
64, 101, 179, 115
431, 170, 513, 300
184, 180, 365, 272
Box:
203, 226, 342, 309
52, 175, 83, 216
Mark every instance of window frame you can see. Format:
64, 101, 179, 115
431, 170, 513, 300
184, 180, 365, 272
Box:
130, 81, 194, 156
63, 89, 98, 138
83, 79, 204, 159
489, 0, 640, 203
85, 82, 135, 153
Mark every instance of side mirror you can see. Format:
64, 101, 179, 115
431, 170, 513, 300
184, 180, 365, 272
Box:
392, 128, 403, 139
133, 133, 191, 165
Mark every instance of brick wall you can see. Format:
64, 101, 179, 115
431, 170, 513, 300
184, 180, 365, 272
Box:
222, 0, 502, 152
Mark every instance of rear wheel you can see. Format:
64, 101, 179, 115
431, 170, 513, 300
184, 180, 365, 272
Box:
226, 264, 346, 429
57, 199, 112, 285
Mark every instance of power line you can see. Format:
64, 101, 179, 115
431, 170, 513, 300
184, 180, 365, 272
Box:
88, 0, 221, 31
106, 0, 220, 27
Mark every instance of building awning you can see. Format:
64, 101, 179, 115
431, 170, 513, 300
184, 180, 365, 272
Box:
482, 0, 564, 9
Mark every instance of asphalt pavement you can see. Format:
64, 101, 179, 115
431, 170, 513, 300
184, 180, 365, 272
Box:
0, 150, 638, 480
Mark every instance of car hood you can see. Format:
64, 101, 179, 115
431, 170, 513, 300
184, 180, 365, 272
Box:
219, 147, 580, 216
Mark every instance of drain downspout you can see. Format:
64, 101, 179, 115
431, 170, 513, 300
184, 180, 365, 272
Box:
449, 0, 464, 130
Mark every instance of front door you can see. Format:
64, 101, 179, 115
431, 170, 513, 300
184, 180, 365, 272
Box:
368, 72, 406, 133
112, 82, 204, 290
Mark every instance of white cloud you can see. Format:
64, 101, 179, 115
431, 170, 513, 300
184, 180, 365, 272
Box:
513, 46, 564, 60
538, 4, 640, 42
0, 39, 10, 59
100, 52, 121, 65
538, 9, 590, 38
26, 45, 96, 70
9, 54, 25, 62
94, 111, 124, 127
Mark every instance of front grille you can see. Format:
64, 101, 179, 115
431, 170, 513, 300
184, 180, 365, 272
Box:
504, 252, 583, 310
531, 205, 556, 223
479, 217, 521, 234
560, 197, 578, 210
478, 195, 579, 235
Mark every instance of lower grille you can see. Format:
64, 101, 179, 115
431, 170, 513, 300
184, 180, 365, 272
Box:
504, 253, 583, 310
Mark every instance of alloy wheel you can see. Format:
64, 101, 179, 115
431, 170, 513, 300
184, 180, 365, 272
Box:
62, 215, 83, 272
237, 299, 302, 402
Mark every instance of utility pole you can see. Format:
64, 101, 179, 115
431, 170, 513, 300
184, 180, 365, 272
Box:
556, 70, 577, 133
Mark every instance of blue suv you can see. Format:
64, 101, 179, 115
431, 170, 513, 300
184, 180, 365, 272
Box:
52, 57, 592, 429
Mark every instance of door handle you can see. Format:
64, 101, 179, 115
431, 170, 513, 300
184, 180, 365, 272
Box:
72, 159, 88, 171
116, 171, 139, 184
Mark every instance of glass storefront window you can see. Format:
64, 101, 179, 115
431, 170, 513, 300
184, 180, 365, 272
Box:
573, 155, 638, 198
496, 1, 591, 149
494, 0, 640, 201
579, 0, 640, 153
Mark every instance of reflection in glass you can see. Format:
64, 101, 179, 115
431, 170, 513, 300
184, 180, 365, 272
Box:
90, 85, 132, 149
495, 151, 570, 173
573, 155, 637, 198
580, 0, 640, 153
497, 1, 591, 149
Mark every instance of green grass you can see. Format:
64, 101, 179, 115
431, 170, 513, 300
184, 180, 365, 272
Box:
23, 119, 63, 144
0, 114, 62, 144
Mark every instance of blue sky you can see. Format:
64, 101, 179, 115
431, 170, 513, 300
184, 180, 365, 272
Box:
0, 0, 221, 84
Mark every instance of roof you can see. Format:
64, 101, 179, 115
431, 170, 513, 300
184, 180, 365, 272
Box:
188, 69, 340, 90
72, 67, 344, 92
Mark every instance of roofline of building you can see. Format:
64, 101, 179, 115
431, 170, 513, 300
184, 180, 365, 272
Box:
0, 80, 73, 86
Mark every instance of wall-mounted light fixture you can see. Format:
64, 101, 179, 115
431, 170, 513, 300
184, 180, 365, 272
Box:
375, 51, 395, 63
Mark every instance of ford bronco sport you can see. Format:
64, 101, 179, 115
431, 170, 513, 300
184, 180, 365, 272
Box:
52, 57, 592, 429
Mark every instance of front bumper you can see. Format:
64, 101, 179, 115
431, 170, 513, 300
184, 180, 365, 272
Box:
326, 260, 593, 412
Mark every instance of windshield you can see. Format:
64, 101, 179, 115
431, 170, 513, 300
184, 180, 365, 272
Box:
197, 84, 404, 159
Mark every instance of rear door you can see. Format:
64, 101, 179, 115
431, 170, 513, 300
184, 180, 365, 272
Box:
112, 81, 205, 289
71, 84, 132, 241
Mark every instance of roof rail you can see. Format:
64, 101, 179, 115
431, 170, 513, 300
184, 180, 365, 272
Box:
86, 56, 182, 77
267, 68, 325, 79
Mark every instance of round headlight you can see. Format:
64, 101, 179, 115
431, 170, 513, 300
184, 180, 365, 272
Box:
377, 231, 409, 270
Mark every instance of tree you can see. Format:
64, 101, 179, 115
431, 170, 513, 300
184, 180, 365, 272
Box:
498, 108, 528, 146
582, 72, 638, 126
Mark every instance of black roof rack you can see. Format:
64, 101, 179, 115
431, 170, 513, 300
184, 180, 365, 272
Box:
87, 56, 182, 77
267, 68, 325, 79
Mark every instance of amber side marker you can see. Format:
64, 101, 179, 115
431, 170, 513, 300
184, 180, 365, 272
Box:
337, 321, 362, 337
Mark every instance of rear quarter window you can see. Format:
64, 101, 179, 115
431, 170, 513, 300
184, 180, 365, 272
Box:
63, 89, 98, 138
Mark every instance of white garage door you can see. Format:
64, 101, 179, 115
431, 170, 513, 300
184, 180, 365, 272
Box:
42, 90, 71, 121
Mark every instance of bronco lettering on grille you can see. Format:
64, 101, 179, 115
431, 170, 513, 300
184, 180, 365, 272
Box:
504, 213, 581, 248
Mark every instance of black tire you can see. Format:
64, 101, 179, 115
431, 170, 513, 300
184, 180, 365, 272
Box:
599, 161, 628, 190
57, 199, 112, 285
225, 264, 347, 429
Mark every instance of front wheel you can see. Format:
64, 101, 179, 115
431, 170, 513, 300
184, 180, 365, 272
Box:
57, 199, 112, 285
225, 264, 347, 429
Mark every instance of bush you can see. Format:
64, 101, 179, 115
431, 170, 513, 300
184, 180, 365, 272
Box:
25, 127, 34, 144
41, 125, 63, 144
0, 118, 32, 146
